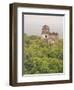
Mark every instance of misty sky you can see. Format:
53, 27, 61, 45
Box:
24, 14, 64, 38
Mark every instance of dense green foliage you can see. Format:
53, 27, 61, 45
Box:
24, 34, 63, 74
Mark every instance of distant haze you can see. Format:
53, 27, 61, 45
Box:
24, 14, 64, 38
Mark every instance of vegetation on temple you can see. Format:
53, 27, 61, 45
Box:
24, 34, 63, 74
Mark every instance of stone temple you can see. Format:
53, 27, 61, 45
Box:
41, 25, 59, 44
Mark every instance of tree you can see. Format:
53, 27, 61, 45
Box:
24, 34, 63, 74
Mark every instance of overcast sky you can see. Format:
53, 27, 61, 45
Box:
24, 14, 64, 38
